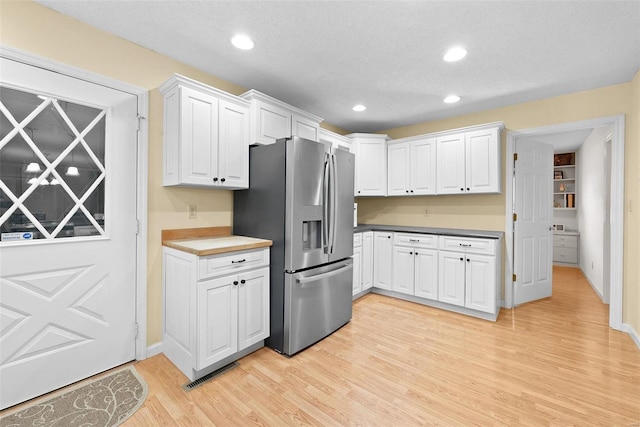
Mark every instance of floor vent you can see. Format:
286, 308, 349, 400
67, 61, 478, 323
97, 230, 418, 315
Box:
182, 362, 238, 391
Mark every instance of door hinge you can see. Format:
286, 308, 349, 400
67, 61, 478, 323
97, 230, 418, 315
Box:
513, 213, 517, 221
136, 114, 146, 131
136, 219, 140, 235
513, 153, 518, 161
134, 323, 139, 338
512, 274, 517, 282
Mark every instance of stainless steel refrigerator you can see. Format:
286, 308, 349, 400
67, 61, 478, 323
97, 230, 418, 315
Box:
234, 136, 354, 356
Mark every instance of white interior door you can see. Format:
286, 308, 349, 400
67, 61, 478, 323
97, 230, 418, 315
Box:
0, 58, 138, 409
513, 140, 553, 305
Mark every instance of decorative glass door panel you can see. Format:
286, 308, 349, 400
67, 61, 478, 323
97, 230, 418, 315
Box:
0, 86, 106, 241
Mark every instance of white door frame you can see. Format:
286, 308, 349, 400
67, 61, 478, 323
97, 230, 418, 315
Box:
504, 115, 625, 331
0, 45, 150, 359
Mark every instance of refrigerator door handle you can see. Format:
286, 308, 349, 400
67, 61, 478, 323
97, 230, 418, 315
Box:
329, 152, 338, 254
322, 153, 331, 254
293, 262, 352, 284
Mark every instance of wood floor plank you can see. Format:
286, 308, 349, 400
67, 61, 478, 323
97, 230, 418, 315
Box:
12, 266, 634, 426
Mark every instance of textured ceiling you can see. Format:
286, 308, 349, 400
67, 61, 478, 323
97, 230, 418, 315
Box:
36, 1, 640, 133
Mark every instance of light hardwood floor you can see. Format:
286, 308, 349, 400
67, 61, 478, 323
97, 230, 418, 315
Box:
134, 267, 637, 425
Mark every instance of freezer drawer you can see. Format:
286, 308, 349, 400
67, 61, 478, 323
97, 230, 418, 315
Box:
283, 259, 353, 355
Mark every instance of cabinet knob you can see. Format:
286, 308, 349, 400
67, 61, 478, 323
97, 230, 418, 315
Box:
358, 191, 361, 194
460, 188, 464, 191
240, 279, 246, 284
410, 252, 413, 255
466, 258, 470, 262
213, 177, 219, 182
387, 236, 391, 239
410, 190, 414, 193
415, 252, 418, 256
221, 178, 226, 182
233, 280, 239, 286
460, 257, 464, 261
466, 188, 470, 191
406, 190, 409, 193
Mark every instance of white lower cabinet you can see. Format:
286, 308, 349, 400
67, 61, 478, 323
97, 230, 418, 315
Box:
163, 246, 270, 381
353, 231, 375, 297
438, 236, 497, 315
352, 240, 362, 296
392, 233, 438, 298
373, 231, 393, 290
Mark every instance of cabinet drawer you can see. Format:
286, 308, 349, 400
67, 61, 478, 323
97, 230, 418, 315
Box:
553, 235, 578, 248
198, 248, 269, 280
353, 233, 362, 248
394, 232, 437, 249
553, 247, 578, 264
438, 236, 496, 255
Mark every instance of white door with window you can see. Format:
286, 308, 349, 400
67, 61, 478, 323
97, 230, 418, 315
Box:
513, 140, 553, 305
0, 58, 138, 409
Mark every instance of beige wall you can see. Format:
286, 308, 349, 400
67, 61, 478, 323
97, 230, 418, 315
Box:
2, 1, 638, 345
625, 70, 640, 333
360, 80, 638, 334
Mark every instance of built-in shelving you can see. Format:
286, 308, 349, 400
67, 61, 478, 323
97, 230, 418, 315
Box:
553, 152, 576, 210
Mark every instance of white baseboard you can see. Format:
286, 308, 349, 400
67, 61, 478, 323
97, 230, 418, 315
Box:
146, 342, 164, 358
579, 267, 605, 302
622, 323, 640, 350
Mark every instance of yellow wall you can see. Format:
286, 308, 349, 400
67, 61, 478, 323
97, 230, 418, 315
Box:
1, 1, 638, 345
360, 81, 638, 334
626, 70, 640, 333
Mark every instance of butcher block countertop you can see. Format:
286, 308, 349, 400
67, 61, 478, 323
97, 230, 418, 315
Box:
162, 226, 272, 257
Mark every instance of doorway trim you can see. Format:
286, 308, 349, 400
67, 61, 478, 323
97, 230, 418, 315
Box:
0, 45, 150, 359
505, 115, 625, 331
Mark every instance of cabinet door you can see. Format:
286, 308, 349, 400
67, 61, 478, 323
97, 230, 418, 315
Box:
361, 232, 374, 290
392, 246, 415, 295
254, 99, 291, 145
373, 232, 393, 290
411, 138, 436, 195
237, 268, 270, 350
414, 249, 438, 300
197, 276, 238, 370
387, 143, 410, 196
352, 245, 362, 296
438, 251, 465, 307
436, 133, 465, 194
466, 127, 500, 194
292, 114, 320, 142
218, 99, 249, 189
180, 86, 219, 186
464, 254, 496, 314
356, 140, 387, 196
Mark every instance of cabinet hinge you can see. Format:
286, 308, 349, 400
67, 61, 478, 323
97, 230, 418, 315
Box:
512, 274, 517, 282
513, 153, 518, 161
134, 323, 139, 338
136, 114, 146, 131
136, 219, 140, 235
513, 213, 517, 221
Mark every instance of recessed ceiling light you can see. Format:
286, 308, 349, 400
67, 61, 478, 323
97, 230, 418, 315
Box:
444, 95, 461, 104
443, 46, 467, 62
231, 34, 254, 50
352, 104, 366, 112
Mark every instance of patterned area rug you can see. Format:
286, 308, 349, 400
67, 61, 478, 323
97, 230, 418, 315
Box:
0, 366, 148, 427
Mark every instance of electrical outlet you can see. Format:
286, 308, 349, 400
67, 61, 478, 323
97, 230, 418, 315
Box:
188, 205, 197, 219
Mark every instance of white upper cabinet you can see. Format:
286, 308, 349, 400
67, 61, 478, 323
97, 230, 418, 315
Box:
241, 90, 322, 145
319, 128, 354, 153
350, 133, 389, 196
387, 136, 436, 196
160, 74, 250, 189
436, 123, 502, 195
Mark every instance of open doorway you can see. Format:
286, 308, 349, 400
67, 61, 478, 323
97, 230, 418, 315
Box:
504, 115, 625, 331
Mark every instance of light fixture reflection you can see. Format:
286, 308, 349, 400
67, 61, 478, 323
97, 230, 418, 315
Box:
231, 34, 254, 50
444, 95, 461, 104
27, 177, 49, 186
66, 166, 80, 176
50, 178, 60, 185
26, 162, 42, 173
352, 104, 366, 112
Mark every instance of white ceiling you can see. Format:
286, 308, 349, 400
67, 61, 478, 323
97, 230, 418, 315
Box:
36, 1, 640, 133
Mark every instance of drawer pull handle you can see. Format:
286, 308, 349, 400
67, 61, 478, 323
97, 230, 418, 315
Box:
240, 279, 246, 284
232, 259, 246, 264
233, 281, 239, 286
409, 239, 419, 242
459, 243, 471, 247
